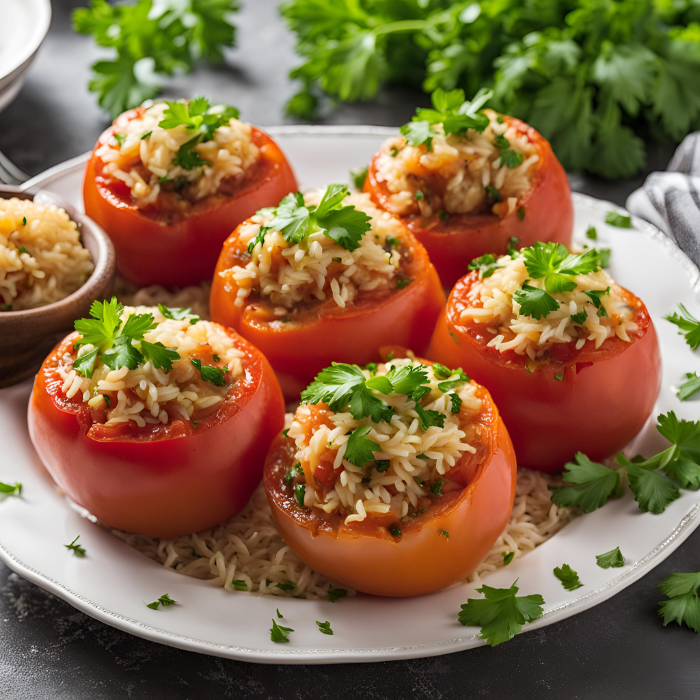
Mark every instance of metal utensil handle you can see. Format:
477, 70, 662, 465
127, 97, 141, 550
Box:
0, 149, 29, 185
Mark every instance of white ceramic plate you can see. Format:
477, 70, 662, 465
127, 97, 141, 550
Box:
2, 128, 700, 664
0, 0, 51, 96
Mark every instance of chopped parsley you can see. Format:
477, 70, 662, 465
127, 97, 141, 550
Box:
585, 226, 598, 240
344, 426, 380, 467
598, 248, 611, 268
458, 581, 545, 646
596, 547, 625, 569
316, 620, 334, 635
0, 481, 22, 496
516, 206, 525, 221
665, 304, 700, 350
146, 593, 176, 610
553, 563, 583, 591
294, 483, 306, 508
284, 462, 303, 484
449, 393, 462, 414
275, 581, 296, 591
21, 216, 27, 226
485, 185, 500, 202
141, 130, 152, 140
605, 211, 633, 228
389, 147, 399, 157
328, 587, 348, 603
438, 211, 450, 222
502, 551, 514, 566
678, 372, 700, 401
494, 133, 524, 168
276, 608, 283, 618
438, 530, 450, 540
18, 247, 28, 254
113, 132, 126, 147
414, 190, 424, 200
190, 359, 226, 387
657, 572, 700, 634
248, 184, 371, 254
468, 253, 502, 278
374, 459, 390, 473
270, 619, 294, 643
554, 372, 564, 382
282, 428, 290, 438
396, 276, 411, 289
571, 310, 588, 325
232, 580, 248, 591
64, 535, 86, 557
141, 341, 180, 371
385, 236, 400, 249
431, 479, 445, 496
350, 165, 368, 190
158, 303, 200, 324
513, 283, 560, 320
172, 134, 212, 170
389, 524, 402, 537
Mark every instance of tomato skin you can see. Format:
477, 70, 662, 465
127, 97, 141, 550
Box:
82, 109, 297, 287
210, 218, 446, 399
364, 115, 573, 288
263, 380, 517, 597
427, 272, 662, 473
27, 330, 285, 538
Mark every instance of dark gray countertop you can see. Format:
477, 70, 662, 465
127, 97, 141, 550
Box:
1, 2, 698, 698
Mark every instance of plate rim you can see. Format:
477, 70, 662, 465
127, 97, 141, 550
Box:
3, 127, 700, 664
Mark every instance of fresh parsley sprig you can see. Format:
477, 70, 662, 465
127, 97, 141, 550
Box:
551, 412, 700, 514
400, 88, 492, 150
247, 185, 371, 254
458, 580, 545, 647
73, 1, 239, 118
666, 304, 700, 350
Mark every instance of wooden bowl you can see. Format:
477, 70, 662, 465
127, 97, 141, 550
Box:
0, 187, 116, 388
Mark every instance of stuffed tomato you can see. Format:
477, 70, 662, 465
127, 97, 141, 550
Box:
427, 243, 662, 472
28, 298, 284, 538
363, 89, 573, 288
83, 98, 297, 287
263, 352, 517, 597
210, 184, 445, 399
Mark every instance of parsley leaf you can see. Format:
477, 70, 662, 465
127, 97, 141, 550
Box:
513, 283, 560, 320
316, 620, 334, 635
64, 535, 86, 557
74, 298, 124, 348
522, 242, 601, 294
502, 551, 514, 566
553, 564, 583, 591
172, 135, 212, 170
350, 165, 368, 190
468, 253, 502, 278
294, 483, 306, 508
270, 619, 294, 643
344, 426, 379, 467
73, 347, 100, 379
158, 303, 199, 323
657, 572, 700, 634
549, 452, 621, 513
400, 120, 438, 150
146, 593, 176, 610
414, 404, 445, 431
665, 304, 700, 350
0, 481, 22, 495
678, 373, 700, 402
102, 334, 144, 371
328, 587, 348, 603
190, 359, 226, 387
449, 393, 462, 414
159, 98, 239, 141
617, 458, 681, 514
596, 547, 625, 569
385, 364, 430, 398
140, 341, 180, 372
458, 581, 545, 647
605, 211, 633, 228
73, 1, 239, 118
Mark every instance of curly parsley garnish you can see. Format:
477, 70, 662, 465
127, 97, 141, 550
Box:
458, 580, 545, 646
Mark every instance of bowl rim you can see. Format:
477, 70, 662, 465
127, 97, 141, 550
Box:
0, 186, 116, 321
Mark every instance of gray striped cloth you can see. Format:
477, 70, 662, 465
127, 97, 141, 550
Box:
626, 133, 700, 268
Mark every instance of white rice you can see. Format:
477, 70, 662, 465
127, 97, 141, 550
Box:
374, 109, 538, 217
0, 198, 93, 310
288, 358, 483, 524
58, 305, 243, 427
226, 191, 404, 312
460, 252, 638, 359
96, 102, 259, 207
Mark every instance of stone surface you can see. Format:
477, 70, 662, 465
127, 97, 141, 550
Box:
1, 1, 698, 698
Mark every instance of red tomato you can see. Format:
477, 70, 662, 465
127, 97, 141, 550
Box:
83, 107, 297, 287
427, 271, 662, 473
364, 115, 573, 288
210, 215, 446, 399
28, 329, 285, 538
263, 356, 517, 597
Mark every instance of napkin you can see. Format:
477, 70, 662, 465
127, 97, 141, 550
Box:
626, 133, 700, 269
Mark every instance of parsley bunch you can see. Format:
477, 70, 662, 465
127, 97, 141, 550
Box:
247, 185, 372, 254
73, 0, 239, 118
550, 412, 700, 515
658, 572, 700, 634
512, 243, 605, 320
72, 299, 181, 379
280, 0, 700, 178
